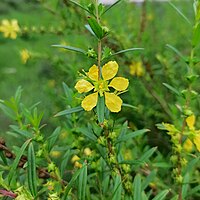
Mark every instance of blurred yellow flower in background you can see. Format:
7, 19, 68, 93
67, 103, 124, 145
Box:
0, 19, 20, 39
20, 49, 31, 64
129, 61, 144, 77
71, 155, 82, 168
183, 115, 200, 152
75, 61, 129, 112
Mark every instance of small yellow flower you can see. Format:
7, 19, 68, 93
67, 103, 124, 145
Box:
75, 61, 129, 112
129, 61, 144, 77
0, 19, 20, 39
20, 49, 31, 64
71, 155, 82, 168
84, 147, 92, 156
183, 115, 200, 152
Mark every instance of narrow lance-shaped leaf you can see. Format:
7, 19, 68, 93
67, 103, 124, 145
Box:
163, 83, 180, 96
96, 96, 105, 124
7, 139, 31, 185
101, 0, 122, 16
151, 189, 170, 200
112, 174, 122, 200
78, 163, 87, 200
54, 106, 84, 117
62, 166, 85, 200
88, 17, 104, 39
168, 2, 192, 25
27, 142, 37, 198
133, 174, 141, 200
52, 45, 86, 54
166, 44, 186, 62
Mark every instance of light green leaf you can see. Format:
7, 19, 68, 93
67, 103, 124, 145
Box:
111, 48, 144, 57
122, 103, 137, 110
112, 174, 122, 200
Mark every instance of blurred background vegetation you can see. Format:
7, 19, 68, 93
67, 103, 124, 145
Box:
0, 0, 198, 151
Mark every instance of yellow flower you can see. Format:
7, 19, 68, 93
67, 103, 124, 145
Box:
20, 49, 31, 64
0, 19, 20, 39
75, 61, 129, 112
129, 61, 144, 77
71, 155, 82, 168
183, 115, 200, 152
84, 147, 92, 156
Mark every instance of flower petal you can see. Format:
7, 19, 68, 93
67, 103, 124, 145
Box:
82, 92, 98, 111
87, 65, 99, 81
183, 138, 193, 152
75, 79, 94, 93
105, 92, 122, 112
186, 115, 195, 130
102, 61, 118, 80
109, 77, 129, 91
193, 134, 200, 152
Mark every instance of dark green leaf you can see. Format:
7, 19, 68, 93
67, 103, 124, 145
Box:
88, 17, 104, 39
7, 139, 31, 185
47, 127, 61, 152
27, 142, 37, 197
112, 174, 122, 200
182, 173, 190, 199
54, 106, 83, 117
52, 45, 86, 54
142, 170, 157, 190
163, 83, 180, 96
78, 163, 87, 200
133, 174, 141, 200
115, 129, 149, 144
62, 166, 85, 200
151, 189, 170, 200
96, 96, 105, 124
75, 127, 97, 142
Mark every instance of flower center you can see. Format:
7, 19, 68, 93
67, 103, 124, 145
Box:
94, 79, 109, 96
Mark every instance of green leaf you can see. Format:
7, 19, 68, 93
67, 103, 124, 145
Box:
52, 45, 86, 54
112, 174, 122, 200
186, 184, 200, 197
7, 139, 31, 185
85, 24, 96, 36
182, 173, 190, 199
27, 142, 37, 198
163, 83, 180, 96
122, 103, 137, 110
96, 96, 105, 124
184, 155, 199, 174
14, 86, 23, 104
0, 102, 16, 120
168, 2, 191, 25
110, 48, 144, 57
47, 127, 61, 152
0, 151, 7, 165
69, 0, 93, 15
133, 174, 141, 200
75, 127, 97, 142
115, 129, 149, 144
193, 23, 200, 47
62, 166, 85, 200
78, 163, 87, 200
142, 170, 157, 190
9, 125, 33, 138
60, 150, 71, 177
54, 106, 83, 117
166, 44, 186, 62
151, 189, 170, 200
101, 0, 122, 16
88, 17, 104, 39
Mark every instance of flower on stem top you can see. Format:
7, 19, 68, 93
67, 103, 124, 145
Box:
0, 19, 20, 39
75, 61, 129, 112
